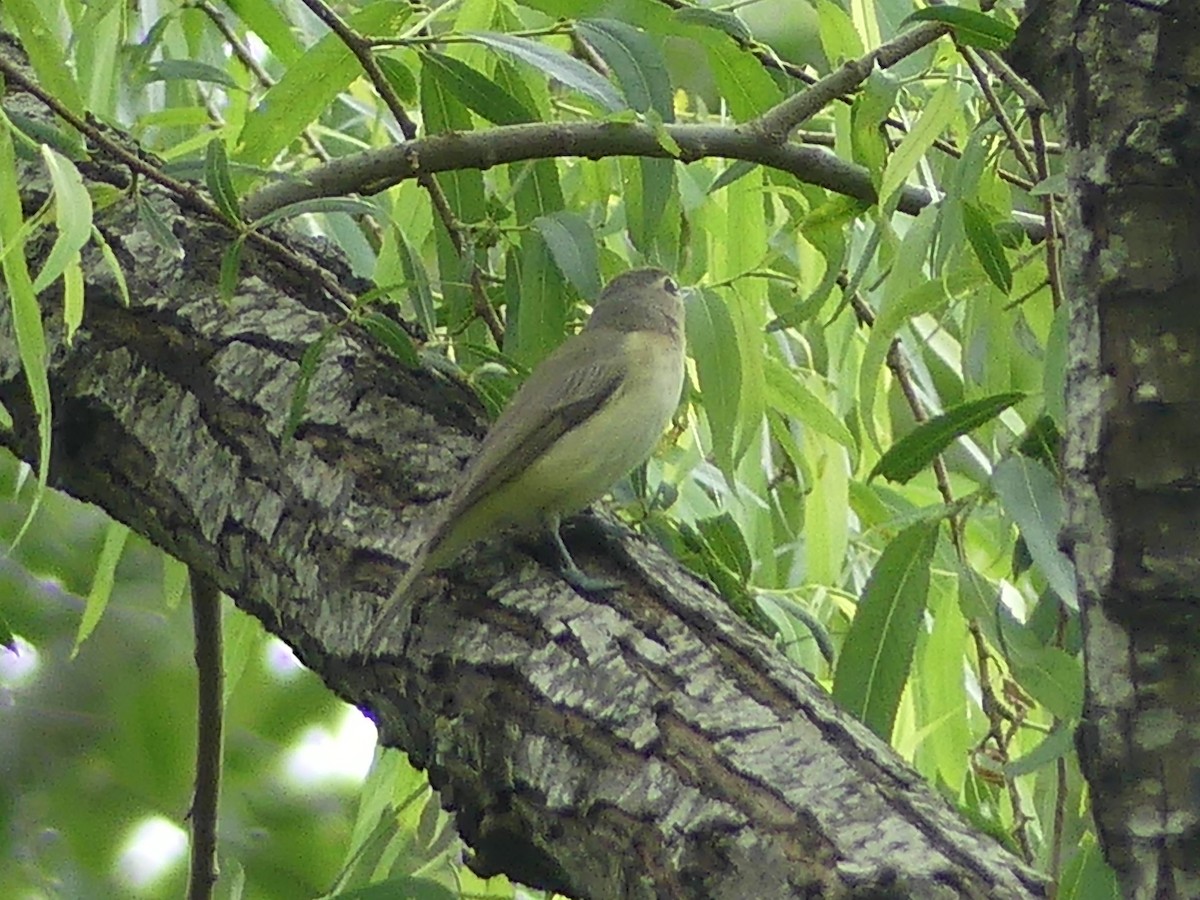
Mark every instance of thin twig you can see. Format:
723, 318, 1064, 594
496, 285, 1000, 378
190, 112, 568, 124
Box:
194, 0, 331, 163
0, 55, 374, 320
1029, 112, 1064, 310
751, 23, 949, 142
298, 0, 504, 345
961, 46, 1038, 181
188, 572, 224, 900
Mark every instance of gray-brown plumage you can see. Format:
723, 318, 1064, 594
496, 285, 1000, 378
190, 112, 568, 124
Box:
367, 268, 686, 647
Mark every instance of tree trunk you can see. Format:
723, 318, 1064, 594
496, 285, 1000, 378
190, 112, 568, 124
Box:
1012, 3, 1200, 897
0, 34, 1045, 900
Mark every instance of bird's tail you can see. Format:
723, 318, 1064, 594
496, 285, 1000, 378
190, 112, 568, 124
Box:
363, 543, 431, 652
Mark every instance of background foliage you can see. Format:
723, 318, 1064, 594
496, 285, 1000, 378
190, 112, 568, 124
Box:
0, 0, 1117, 897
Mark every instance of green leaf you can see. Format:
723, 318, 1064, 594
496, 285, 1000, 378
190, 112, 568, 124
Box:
0, 125, 51, 547
708, 160, 758, 195
419, 52, 535, 126
4, 0, 85, 118
1005, 723, 1075, 777
991, 457, 1078, 609
576, 19, 673, 120
219, 238, 244, 305
0, 611, 13, 651
688, 28, 780, 120
393, 229, 437, 336
833, 520, 940, 739
205, 138, 242, 224
533, 211, 602, 301
468, 32, 625, 112
685, 287, 741, 479
763, 359, 857, 452
696, 513, 752, 582
904, 8, 1017, 51
135, 191, 185, 259
506, 238, 568, 368
72, 521, 130, 656
1011, 645, 1083, 721
673, 7, 753, 44
420, 54, 488, 354
236, 1, 412, 168
328, 876, 458, 900
32, 146, 94, 293
61, 257, 84, 345
879, 80, 960, 210
858, 279, 947, 448
225, 0, 304, 64
286, 327, 338, 446
162, 554, 189, 609
871, 392, 1024, 483
963, 201, 1013, 295
221, 601, 260, 706
361, 311, 419, 367
671, 522, 765, 630
376, 54, 418, 105
91, 225, 130, 307
815, 0, 864, 64
1044, 304, 1069, 429
142, 59, 241, 90
1016, 414, 1063, 473
850, 68, 898, 187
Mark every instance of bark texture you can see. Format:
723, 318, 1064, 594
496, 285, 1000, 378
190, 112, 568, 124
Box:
0, 36, 1046, 900
1013, 3, 1200, 898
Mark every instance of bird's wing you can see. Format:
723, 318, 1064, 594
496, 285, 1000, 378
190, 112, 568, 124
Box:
445, 330, 626, 519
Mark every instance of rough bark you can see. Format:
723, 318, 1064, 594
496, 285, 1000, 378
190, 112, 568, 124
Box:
0, 37, 1046, 900
1012, 3, 1200, 898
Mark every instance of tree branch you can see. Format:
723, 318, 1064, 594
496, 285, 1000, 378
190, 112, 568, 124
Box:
240, 119, 1044, 242
187, 572, 223, 900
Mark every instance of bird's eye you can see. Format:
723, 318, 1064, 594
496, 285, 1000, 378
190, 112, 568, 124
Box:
662, 276, 679, 294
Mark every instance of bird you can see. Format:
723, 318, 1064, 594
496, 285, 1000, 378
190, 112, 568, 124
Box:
366, 267, 687, 647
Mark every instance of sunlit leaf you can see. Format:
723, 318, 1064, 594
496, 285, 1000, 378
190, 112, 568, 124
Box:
833, 520, 940, 738
0, 125, 51, 545
5, 0, 85, 118
236, 2, 412, 168
33, 146, 93, 293
685, 287, 741, 479
72, 521, 130, 656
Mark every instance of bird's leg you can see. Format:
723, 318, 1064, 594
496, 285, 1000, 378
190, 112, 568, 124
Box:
545, 515, 622, 593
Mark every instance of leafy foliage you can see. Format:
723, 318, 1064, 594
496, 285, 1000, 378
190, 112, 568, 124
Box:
0, 0, 1114, 898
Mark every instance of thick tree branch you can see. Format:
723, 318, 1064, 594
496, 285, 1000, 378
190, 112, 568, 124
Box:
241, 120, 936, 221
241, 119, 1045, 242
0, 42, 1047, 899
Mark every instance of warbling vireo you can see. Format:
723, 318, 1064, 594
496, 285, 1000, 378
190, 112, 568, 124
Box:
369, 268, 686, 643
